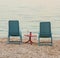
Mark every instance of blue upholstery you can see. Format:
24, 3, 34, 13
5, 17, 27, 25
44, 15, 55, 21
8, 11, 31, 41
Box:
8, 20, 22, 44
38, 22, 52, 46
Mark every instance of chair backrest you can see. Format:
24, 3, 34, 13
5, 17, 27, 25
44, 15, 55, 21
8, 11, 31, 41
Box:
9, 20, 20, 36
40, 22, 51, 37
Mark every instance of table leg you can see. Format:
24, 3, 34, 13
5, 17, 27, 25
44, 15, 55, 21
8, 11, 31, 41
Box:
25, 36, 33, 45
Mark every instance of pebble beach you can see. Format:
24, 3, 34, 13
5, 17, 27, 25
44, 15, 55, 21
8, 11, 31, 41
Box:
0, 38, 60, 58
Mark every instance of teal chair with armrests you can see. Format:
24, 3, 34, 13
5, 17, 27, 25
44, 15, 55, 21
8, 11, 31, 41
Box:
38, 22, 52, 46
8, 20, 22, 44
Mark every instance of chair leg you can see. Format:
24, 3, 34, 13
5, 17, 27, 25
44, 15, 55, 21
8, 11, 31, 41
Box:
19, 32, 22, 43
7, 36, 10, 44
51, 36, 52, 46
20, 35, 22, 43
38, 37, 40, 46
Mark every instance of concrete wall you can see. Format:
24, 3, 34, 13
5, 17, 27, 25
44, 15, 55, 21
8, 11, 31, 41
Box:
0, 17, 60, 38
0, 0, 60, 38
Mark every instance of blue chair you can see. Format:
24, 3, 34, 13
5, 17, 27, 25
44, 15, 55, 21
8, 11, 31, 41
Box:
8, 20, 22, 44
38, 22, 52, 46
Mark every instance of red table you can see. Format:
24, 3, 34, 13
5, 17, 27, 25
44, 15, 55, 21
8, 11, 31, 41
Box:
24, 32, 37, 45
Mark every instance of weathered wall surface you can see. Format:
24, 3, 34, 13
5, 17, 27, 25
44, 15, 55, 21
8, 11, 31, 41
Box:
0, 0, 60, 38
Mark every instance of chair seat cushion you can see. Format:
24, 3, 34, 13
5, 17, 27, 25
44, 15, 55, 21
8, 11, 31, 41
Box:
10, 33, 19, 36
40, 33, 51, 37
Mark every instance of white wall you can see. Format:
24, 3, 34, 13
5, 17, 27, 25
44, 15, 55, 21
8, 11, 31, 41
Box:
0, 0, 60, 38
0, 17, 60, 38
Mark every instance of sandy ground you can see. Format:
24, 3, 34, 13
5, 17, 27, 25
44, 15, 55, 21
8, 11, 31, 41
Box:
0, 38, 60, 58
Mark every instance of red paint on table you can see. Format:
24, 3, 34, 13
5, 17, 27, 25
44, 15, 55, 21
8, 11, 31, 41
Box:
24, 32, 37, 45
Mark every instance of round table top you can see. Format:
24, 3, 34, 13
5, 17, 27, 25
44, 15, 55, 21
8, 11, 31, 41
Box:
24, 34, 37, 37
